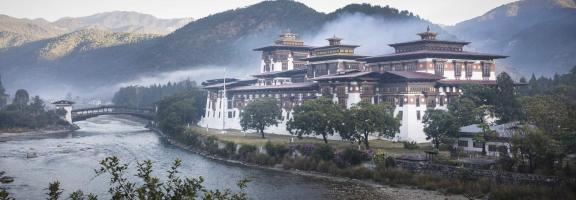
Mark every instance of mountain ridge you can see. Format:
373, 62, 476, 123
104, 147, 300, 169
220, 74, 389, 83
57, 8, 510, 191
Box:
0, 11, 192, 49
449, 0, 576, 76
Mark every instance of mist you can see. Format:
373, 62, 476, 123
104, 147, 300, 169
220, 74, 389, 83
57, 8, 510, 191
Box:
303, 13, 455, 56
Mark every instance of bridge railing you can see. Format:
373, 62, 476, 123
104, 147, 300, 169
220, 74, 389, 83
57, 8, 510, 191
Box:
72, 106, 155, 116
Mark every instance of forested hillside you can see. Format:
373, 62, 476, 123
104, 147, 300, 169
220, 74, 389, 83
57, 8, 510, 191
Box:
0, 1, 430, 98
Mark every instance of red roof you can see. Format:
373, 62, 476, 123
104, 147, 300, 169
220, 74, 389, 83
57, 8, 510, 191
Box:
313, 71, 443, 82
385, 71, 444, 80
437, 80, 497, 86
227, 82, 318, 92
360, 50, 507, 63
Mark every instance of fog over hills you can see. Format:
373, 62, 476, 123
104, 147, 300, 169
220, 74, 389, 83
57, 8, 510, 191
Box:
448, 0, 576, 76
0, 0, 574, 99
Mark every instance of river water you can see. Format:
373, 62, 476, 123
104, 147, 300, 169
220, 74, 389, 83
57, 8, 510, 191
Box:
0, 115, 336, 199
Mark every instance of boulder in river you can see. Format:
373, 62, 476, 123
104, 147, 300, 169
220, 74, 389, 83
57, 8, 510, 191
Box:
0, 176, 14, 183
26, 152, 38, 158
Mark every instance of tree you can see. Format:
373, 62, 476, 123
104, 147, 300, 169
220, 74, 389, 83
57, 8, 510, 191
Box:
347, 102, 400, 149
495, 72, 521, 123
519, 95, 571, 136
0, 74, 7, 108
2, 156, 250, 200
448, 96, 482, 126
472, 122, 494, 155
12, 89, 29, 111
156, 91, 204, 134
28, 96, 45, 114
511, 127, 564, 173
423, 109, 460, 148
286, 98, 344, 143
240, 98, 281, 138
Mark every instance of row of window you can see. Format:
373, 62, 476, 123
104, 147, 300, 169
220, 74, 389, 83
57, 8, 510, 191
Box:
435, 62, 491, 77
315, 48, 354, 56
457, 140, 507, 152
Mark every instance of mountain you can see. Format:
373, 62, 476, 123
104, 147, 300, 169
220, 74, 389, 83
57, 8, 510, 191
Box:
0, 29, 157, 94
0, 12, 192, 49
53, 11, 193, 35
0, 15, 65, 48
0, 1, 440, 98
449, 0, 576, 76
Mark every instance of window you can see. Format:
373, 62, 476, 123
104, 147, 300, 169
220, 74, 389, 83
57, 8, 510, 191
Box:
465, 63, 473, 78
416, 96, 420, 107
328, 63, 338, 75
458, 140, 468, 147
454, 63, 462, 78
406, 63, 416, 71
488, 145, 498, 152
228, 111, 232, 118
482, 63, 491, 78
416, 111, 421, 120
439, 97, 444, 106
399, 97, 404, 107
434, 62, 444, 76
473, 141, 484, 148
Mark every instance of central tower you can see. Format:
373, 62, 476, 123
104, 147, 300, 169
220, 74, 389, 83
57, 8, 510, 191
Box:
253, 32, 313, 73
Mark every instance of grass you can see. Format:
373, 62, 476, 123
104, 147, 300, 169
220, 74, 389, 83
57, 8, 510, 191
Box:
190, 127, 430, 155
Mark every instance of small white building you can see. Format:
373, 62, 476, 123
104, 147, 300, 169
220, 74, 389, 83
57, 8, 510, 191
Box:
455, 122, 528, 157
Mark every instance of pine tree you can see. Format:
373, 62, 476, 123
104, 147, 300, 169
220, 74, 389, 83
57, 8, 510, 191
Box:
0, 74, 7, 108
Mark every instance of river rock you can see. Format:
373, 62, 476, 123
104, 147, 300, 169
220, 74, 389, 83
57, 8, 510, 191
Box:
0, 176, 14, 183
26, 152, 38, 158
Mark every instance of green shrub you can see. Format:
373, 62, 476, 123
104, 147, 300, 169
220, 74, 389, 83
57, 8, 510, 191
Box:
402, 141, 419, 149
384, 156, 396, 168
204, 136, 218, 149
246, 153, 276, 166
312, 144, 334, 161
224, 141, 236, 155
281, 157, 318, 171
264, 141, 289, 158
340, 166, 373, 179
316, 160, 339, 174
238, 144, 257, 158
335, 148, 369, 167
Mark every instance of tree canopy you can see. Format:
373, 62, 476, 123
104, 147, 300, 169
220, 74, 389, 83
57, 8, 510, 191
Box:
345, 102, 400, 149
155, 90, 206, 135
13, 89, 29, 111
423, 109, 459, 148
286, 98, 344, 143
240, 98, 281, 138
0, 91, 66, 130
113, 79, 200, 108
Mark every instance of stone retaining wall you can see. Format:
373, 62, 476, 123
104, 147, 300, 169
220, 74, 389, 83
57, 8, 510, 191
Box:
394, 159, 574, 186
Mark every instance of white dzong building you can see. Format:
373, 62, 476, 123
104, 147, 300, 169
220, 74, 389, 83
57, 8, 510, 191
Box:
199, 28, 506, 143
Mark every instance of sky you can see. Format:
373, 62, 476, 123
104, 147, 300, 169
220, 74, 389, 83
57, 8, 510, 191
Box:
0, 0, 518, 25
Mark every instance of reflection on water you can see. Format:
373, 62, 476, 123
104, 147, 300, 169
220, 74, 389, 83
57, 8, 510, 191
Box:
0, 115, 329, 199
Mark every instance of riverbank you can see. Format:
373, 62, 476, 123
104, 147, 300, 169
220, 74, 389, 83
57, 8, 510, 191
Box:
0, 127, 75, 139
152, 127, 467, 200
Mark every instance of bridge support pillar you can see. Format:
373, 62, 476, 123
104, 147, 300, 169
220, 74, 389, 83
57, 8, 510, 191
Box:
52, 100, 75, 124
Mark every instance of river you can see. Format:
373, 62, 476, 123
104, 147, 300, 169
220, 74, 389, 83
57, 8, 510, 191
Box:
0, 115, 344, 200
